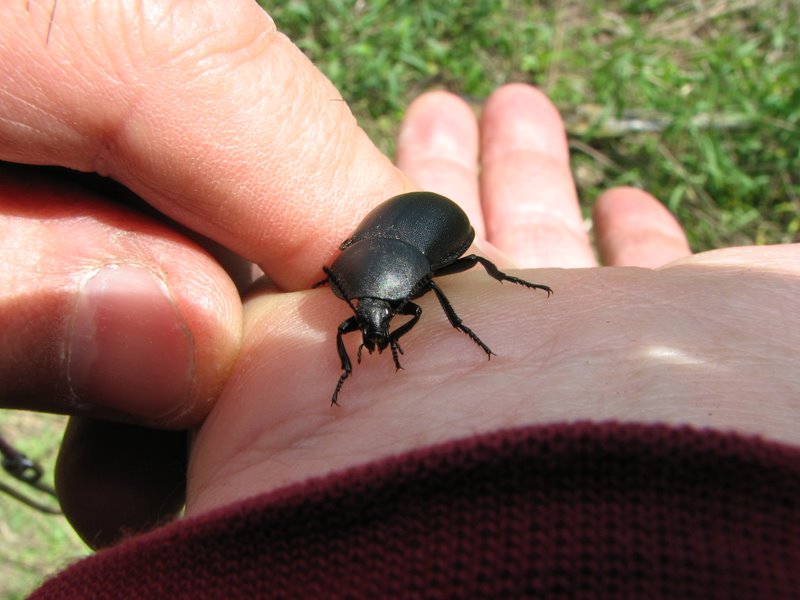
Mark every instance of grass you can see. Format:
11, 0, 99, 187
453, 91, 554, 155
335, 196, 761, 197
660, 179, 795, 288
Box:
3, 1, 798, 596
0, 412, 87, 599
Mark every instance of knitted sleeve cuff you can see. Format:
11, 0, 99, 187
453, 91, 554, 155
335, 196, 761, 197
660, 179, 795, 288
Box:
32, 422, 800, 599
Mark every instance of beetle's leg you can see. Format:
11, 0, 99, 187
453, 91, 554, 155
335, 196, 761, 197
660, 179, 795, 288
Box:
390, 302, 422, 341
332, 316, 359, 406
389, 342, 403, 371
429, 281, 494, 358
388, 302, 421, 370
434, 255, 553, 296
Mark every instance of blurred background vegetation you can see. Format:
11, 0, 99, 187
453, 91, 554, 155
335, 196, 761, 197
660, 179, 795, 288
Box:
2, 1, 798, 597
0, 413, 86, 599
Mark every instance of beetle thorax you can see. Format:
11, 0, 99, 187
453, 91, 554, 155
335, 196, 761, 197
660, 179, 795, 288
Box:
354, 297, 394, 353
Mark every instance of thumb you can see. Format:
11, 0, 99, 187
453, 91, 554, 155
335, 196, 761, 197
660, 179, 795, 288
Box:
0, 165, 241, 426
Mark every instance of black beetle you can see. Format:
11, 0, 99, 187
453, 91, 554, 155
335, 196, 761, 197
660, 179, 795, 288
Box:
315, 191, 552, 405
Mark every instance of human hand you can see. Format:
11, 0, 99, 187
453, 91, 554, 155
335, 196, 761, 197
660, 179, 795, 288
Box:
0, 1, 412, 546
187, 84, 800, 518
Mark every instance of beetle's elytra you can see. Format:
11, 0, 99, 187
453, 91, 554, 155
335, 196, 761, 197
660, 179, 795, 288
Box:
315, 191, 552, 405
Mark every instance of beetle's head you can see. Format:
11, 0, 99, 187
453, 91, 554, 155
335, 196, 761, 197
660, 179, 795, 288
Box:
354, 297, 393, 354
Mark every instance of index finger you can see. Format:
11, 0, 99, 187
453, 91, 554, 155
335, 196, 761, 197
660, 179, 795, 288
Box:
1, 1, 413, 289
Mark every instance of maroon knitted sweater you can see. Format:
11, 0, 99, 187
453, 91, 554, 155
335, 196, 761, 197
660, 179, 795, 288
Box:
31, 423, 800, 598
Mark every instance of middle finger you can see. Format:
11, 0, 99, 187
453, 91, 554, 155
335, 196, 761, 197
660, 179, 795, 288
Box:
480, 84, 595, 268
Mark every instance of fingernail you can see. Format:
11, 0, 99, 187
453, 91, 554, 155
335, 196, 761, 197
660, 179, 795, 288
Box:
68, 265, 195, 419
